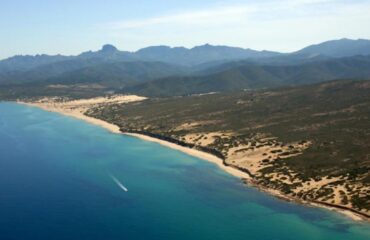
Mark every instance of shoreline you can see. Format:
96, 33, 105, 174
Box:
16, 101, 369, 222
246, 179, 369, 222
18, 101, 251, 180
18, 101, 122, 134
124, 132, 251, 180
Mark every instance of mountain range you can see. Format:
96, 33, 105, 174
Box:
1, 38, 370, 97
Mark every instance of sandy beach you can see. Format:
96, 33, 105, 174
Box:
18, 96, 251, 180
17, 95, 146, 134
19, 101, 122, 133
18, 99, 251, 180
124, 133, 251, 180
15, 98, 368, 222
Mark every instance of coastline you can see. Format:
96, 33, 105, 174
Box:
18, 101, 250, 180
16, 101, 369, 222
18, 101, 122, 134
124, 132, 251, 180
246, 179, 368, 222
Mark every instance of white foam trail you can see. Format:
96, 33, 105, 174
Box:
110, 175, 128, 192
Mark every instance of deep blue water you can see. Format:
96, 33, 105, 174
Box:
0, 102, 369, 240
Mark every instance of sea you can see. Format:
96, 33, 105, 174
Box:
0, 102, 369, 240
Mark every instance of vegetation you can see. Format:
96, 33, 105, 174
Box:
87, 80, 370, 215
0, 83, 108, 100
123, 56, 370, 97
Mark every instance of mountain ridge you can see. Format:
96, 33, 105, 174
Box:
123, 55, 370, 97
2, 38, 370, 96
2, 38, 370, 73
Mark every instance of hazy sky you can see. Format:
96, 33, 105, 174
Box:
1, 0, 370, 59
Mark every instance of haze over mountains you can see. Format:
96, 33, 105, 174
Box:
1, 38, 370, 97
294, 38, 370, 58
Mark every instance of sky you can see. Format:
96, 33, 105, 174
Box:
1, 0, 370, 59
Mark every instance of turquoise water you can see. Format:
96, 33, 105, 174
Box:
0, 102, 369, 240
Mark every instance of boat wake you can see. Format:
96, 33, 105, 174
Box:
110, 174, 128, 192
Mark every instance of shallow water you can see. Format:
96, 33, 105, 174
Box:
0, 102, 369, 240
